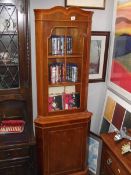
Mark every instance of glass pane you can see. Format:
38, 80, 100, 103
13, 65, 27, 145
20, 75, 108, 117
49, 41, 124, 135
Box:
48, 85, 80, 112
47, 27, 83, 112
48, 27, 83, 56
0, 4, 19, 89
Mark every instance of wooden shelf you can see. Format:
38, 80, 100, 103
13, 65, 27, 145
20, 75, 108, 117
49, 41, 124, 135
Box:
48, 53, 82, 58
48, 81, 80, 87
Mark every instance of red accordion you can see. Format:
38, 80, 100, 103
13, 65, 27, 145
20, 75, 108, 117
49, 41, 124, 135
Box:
0, 120, 25, 134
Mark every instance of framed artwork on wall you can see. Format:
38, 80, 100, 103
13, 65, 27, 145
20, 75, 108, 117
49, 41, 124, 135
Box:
108, 0, 131, 102
65, 0, 106, 9
99, 89, 131, 134
87, 132, 102, 175
89, 31, 110, 83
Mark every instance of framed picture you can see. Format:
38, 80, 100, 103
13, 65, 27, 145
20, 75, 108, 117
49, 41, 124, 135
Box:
87, 132, 102, 175
65, 0, 106, 9
89, 31, 110, 83
107, 0, 131, 103
99, 89, 131, 134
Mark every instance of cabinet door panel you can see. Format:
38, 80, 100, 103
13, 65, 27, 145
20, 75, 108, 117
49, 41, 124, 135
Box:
48, 126, 85, 174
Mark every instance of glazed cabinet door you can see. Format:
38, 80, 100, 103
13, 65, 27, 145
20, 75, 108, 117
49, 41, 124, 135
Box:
34, 7, 92, 117
47, 25, 87, 115
0, 0, 28, 89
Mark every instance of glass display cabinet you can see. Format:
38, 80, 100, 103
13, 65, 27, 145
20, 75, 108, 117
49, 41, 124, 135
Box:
34, 6, 93, 175
0, 1, 35, 174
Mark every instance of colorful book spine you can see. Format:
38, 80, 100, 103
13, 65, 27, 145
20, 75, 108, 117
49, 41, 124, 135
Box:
49, 62, 64, 83
49, 63, 78, 83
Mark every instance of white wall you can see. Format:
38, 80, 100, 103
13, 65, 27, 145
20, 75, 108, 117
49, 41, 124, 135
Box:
88, 0, 114, 134
30, 0, 114, 134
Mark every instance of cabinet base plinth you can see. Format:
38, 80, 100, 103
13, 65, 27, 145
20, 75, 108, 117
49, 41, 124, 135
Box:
35, 113, 91, 175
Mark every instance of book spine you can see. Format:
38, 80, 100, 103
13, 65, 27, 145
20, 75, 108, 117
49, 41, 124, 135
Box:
66, 36, 72, 54
49, 62, 65, 83
72, 64, 78, 82
51, 36, 58, 55
50, 63, 56, 84
60, 36, 65, 55
57, 37, 61, 55
66, 63, 70, 81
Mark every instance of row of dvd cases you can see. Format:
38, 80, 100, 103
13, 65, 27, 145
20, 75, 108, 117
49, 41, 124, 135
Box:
50, 35, 73, 55
49, 62, 78, 84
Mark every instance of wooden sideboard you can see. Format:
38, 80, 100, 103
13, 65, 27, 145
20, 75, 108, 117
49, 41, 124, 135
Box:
101, 132, 131, 175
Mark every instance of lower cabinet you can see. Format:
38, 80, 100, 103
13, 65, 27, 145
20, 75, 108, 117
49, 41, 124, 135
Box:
35, 112, 91, 175
0, 144, 36, 175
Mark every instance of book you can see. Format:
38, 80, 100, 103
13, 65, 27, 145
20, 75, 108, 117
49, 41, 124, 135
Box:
49, 62, 64, 83
64, 92, 80, 110
48, 86, 80, 112
48, 95, 63, 112
66, 63, 78, 82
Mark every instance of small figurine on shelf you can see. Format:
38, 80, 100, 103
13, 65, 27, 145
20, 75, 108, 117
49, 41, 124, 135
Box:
121, 142, 131, 154
114, 127, 131, 141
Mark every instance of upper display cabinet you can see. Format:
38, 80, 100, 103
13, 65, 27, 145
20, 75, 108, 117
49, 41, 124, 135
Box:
0, 0, 29, 90
35, 7, 93, 117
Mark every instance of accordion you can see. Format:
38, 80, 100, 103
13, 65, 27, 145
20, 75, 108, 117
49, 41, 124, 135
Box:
0, 120, 25, 134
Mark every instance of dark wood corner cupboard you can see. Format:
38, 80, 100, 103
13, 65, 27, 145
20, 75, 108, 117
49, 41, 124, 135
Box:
0, 0, 35, 175
34, 6, 93, 175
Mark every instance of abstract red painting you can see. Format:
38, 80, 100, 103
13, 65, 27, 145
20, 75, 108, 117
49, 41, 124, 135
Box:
110, 0, 131, 93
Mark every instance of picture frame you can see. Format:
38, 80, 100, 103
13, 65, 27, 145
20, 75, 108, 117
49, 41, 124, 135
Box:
89, 31, 110, 83
107, 0, 131, 103
99, 89, 131, 134
87, 132, 102, 175
65, 0, 106, 10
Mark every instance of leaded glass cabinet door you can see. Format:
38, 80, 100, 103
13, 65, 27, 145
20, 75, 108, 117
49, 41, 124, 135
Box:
0, 1, 19, 88
0, 0, 27, 89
